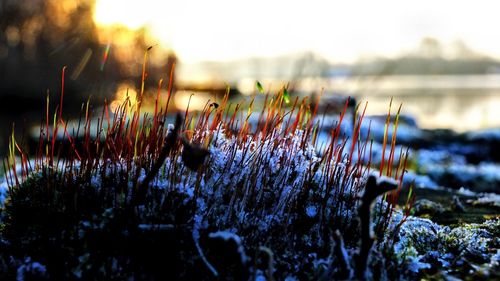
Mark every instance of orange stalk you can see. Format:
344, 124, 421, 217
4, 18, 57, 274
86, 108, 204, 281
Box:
379, 97, 393, 177
165, 62, 176, 113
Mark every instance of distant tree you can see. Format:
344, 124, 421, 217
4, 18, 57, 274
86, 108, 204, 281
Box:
418, 37, 443, 58
0, 0, 121, 106
351, 37, 500, 76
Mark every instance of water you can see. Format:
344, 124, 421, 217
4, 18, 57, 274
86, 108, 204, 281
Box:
2, 74, 500, 155
298, 74, 500, 132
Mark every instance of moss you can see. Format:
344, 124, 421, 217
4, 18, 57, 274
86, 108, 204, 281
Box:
0, 171, 201, 280
393, 217, 500, 279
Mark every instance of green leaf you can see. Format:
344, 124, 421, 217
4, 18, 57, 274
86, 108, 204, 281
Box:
256, 81, 264, 94
283, 87, 290, 104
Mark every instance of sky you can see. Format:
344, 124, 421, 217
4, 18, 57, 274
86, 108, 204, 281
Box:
94, 0, 500, 63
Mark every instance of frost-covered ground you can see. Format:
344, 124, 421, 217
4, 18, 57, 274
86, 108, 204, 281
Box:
1, 116, 499, 280
0, 45, 498, 277
394, 217, 499, 278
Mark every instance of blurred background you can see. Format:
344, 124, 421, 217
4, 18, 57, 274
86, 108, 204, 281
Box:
2, 0, 500, 148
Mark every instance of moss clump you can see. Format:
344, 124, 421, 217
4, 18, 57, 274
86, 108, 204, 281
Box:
0, 170, 205, 280
394, 217, 500, 280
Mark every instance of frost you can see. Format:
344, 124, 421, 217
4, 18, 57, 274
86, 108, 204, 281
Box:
417, 149, 466, 166
471, 193, 500, 208
255, 274, 267, 281
90, 175, 101, 187
403, 171, 440, 189
393, 216, 500, 275
427, 162, 500, 186
406, 255, 431, 273
0, 178, 7, 207
466, 128, 500, 141
306, 205, 317, 218
373, 172, 399, 187
16, 258, 47, 281
185, 185, 195, 198
488, 249, 500, 268
457, 187, 476, 196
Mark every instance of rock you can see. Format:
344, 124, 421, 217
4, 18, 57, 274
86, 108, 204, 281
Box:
16, 257, 48, 281
413, 199, 445, 217
468, 193, 500, 209
451, 196, 465, 212
395, 217, 500, 279
205, 231, 249, 281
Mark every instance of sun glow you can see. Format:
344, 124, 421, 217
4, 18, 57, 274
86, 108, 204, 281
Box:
93, 1, 150, 30
110, 82, 139, 112
94, 0, 500, 64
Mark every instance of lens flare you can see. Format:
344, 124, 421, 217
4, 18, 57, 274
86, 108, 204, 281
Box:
100, 43, 111, 71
